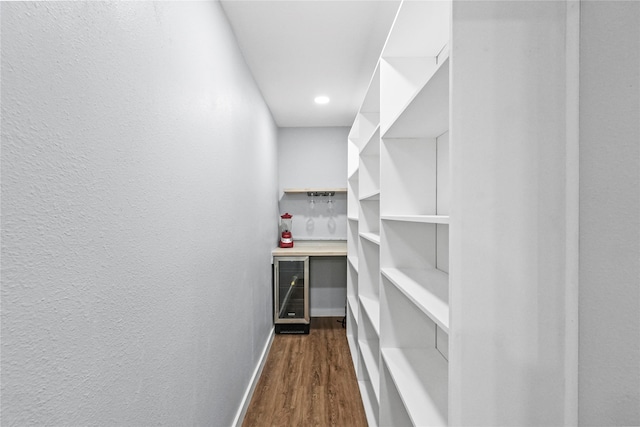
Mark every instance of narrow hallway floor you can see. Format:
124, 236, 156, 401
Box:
242, 317, 367, 426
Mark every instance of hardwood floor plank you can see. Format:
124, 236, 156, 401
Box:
242, 317, 367, 427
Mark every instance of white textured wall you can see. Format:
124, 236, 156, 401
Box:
278, 127, 348, 240
579, 2, 640, 425
1, 2, 278, 425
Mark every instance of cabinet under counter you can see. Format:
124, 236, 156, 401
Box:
272, 240, 347, 320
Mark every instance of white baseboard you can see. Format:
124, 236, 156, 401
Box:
232, 327, 275, 427
310, 308, 346, 317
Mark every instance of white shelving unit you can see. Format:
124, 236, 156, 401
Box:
347, 2, 449, 424
347, 0, 580, 425
346, 123, 361, 377
378, 2, 450, 425
347, 57, 383, 427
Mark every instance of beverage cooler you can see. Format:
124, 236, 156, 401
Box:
274, 256, 309, 334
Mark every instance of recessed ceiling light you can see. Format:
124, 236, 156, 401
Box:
314, 96, 330, 105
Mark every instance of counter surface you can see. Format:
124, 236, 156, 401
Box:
272, 240, 347, 257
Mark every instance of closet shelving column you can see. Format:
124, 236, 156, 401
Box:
355, 62, 382, 426
348, 1, 579, 425
346, 121, 360, 372
378, 1, 451, 426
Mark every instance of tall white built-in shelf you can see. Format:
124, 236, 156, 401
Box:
348, 0, 580, 425
347, 54, 382, 427
346, 121, 360, 381
348, 1, 450, 425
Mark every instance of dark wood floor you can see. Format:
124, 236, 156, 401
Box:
242, 317, 368, 427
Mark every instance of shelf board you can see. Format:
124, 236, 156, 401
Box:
348, 115, 359, 140
360, 295, 380, 337
381, 348, 448, 426
360, 61, 381, 114
381, 267, 449, 332
358, 380, 379, 427
381, 214, 450, 224
348, 255, 359, 272
352, 112, 379, 151
348, 169, 359, 182
359, 232, 381, 246
348, 295, 359, 321
347, 334, 358, 371
283, 187, 347, 194
360, 123, 381, 155
359, 339, 380, 402
347, 215, 359, 222
382, 55, 449, 139
359, 191, 380, 201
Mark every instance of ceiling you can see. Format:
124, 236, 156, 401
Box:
220, 0, 401, 128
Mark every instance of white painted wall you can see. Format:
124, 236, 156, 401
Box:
579, 2, 640, 425
278, 127, 348, 241
1, 2, 278, 425
309, 257, 347, 317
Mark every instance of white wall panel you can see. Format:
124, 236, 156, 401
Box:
0, 2, 278, 425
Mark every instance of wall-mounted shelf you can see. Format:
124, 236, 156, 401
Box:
283, 188, 347, 195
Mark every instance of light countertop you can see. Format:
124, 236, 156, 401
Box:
272, 240, 347, 257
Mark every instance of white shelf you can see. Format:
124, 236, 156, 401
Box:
347, 305, 359, 376
381, 214, 450, 224
359, 339, 380, 402
348, 294, 359, 318
360, 295, 380, 337
381, 348, 448, 426
359, 232, 381, 246
382, 55, 449, 139
380, 136, 437, 215
348, 255, 359, 272
359, 191, 380, 201
360, 123, 381, 155
358, 380, 379, 427
353, 112, 379, 152
347, 215, 359, 222
283, 187, 347, 194
359, 158, 379, 200
381, 267, 449, 332
360, 62, 381, 114
347, 333, 358, 364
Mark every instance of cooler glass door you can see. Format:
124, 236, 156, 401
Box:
274, 257, 309, 324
